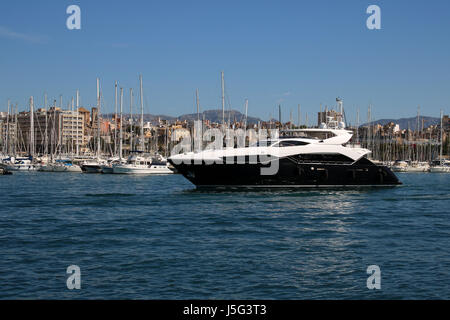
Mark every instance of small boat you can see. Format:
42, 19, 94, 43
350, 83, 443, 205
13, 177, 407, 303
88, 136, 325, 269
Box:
100, 157, 123, 174
38, 159, 82, 173
0, 164, 12, 175
429, 113, 449, 173
391, 160, 429, 172
113, 152, 174, 174
4, 156, 37, 171
405, 162, 430, 172
429, 160, 450, 173
391, 160, 408, 172
81, 159, 105, 173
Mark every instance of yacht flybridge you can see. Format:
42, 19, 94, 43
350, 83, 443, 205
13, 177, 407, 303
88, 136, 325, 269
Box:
168, 124, 402, 188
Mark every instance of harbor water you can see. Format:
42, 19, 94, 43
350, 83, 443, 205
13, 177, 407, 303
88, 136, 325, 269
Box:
0, 172, 449, 299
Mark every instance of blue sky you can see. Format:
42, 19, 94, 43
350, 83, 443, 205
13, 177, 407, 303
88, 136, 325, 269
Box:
0, 0, 449, 123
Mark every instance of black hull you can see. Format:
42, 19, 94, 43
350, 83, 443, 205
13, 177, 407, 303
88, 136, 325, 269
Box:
81, 165, 103, 173
169, 157, 402, 188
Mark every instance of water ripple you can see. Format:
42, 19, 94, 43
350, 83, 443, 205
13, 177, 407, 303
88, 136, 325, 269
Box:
0, 172, 449, 299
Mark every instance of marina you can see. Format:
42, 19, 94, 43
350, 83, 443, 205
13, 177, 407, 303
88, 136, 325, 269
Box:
2, 77, 448, 180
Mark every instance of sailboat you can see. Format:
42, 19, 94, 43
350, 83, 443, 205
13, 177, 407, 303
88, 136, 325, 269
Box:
430, 110, 450, 173
5, 97, 38, 171
112, 75, 174, 174
81, 78, 105, 173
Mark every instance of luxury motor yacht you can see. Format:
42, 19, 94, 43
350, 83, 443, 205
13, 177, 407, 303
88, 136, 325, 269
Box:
169, 125, 401, 188
112, 152, 174, 174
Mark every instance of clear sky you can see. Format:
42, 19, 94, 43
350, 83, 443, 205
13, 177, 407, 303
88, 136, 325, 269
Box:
0, 0, 449, 123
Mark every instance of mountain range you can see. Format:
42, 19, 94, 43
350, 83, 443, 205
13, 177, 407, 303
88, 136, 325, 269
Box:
105, 109, 263, 125
361, 116, 440, 130
105, 109, 441, 129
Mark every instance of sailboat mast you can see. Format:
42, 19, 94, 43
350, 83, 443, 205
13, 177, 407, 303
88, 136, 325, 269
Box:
14, 103, 18, 156
76, 89, 79, 156
44, 93, 48, 156
244, 99, 248, 130
196, 88, 200, 122
440, 110, 443, 164
30, 96, 34, 157
5, 100, 10, 155
97, 78, 101, 159
356, 107, 360, 144
130, 88, 133, 153
139, 75, 144, 152
119, 87, 123, 160
416, 106, 420, 162
221, 71, 225, 127
114, 81, 118, 156
71, 97, 74, 157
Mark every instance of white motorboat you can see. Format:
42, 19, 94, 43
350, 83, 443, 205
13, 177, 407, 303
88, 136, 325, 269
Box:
113, 153, 174, 174
4, 156, 37, 171
81, 159, 106, 173
391, 160, 408, 172
429, 160, 450, 173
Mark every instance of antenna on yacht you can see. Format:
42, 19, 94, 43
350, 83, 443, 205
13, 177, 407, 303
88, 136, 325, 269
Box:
196, 88, 200, 122
278, 105, 281, 128
336, 97, 345, 129
244, 99, 248, 130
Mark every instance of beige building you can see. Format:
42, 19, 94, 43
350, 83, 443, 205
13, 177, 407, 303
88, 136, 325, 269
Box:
16, 107, 85, 154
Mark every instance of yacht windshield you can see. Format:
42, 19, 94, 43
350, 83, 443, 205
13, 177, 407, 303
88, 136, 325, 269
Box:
250, 140, 276, 147
274, 140, 310, 147
281, 130, 337, 140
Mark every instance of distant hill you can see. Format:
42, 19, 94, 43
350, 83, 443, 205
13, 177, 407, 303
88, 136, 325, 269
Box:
177, 109, 262, 125
104, 110, 439, 129
361, 116, 440, 130
105, 109, 263, 125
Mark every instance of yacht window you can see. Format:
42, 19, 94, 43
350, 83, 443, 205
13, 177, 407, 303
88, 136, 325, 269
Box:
276, 140, 309, 147
295, 153, 353, 164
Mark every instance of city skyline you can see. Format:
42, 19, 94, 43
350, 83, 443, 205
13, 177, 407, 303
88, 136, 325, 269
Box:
0, 0, 449, 122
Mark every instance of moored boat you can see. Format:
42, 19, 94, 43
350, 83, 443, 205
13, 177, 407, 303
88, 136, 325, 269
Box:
113, 153, 174, 174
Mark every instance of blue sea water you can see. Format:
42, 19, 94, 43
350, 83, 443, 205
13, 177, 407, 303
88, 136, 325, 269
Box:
0, 172, 449, 299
